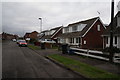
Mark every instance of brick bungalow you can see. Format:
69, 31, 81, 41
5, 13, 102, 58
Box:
102, 11, 120, 49
24, 31, 38, 40
2, 32, 18, 40
57, 17, 106, 49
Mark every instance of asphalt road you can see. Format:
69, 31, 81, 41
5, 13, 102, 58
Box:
0, 42, 2, 79
2, 41, 81, 79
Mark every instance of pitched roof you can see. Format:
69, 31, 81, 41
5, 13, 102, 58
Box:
103, 11, 120, 36
50, 26, 62, 30
51, 26, 63, 38
41, 30, 50, 33
31, 31, 38, 33
40, 26, 63, 39
58, 17, 99, 38
26, 33, 31, 35
25, 33, 31, 35
57, 31, 82, 38
42, 35, 51, 39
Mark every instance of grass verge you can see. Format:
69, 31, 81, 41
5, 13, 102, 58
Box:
28, 45, 41, 50
48, 54, 120, 79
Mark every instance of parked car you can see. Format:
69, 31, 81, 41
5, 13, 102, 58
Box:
16, 40, 22, 44
18, 40, 27, 47
39, 39, 56, 43
12, 39, 16, 42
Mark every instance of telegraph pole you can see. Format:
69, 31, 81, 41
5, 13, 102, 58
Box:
109, 0, 114, 63
39, 18, 42, 33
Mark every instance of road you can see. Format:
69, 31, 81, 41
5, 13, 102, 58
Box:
2, 41, 81, 79
0, 42, 2, 79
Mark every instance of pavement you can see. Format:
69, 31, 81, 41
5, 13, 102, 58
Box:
2, 41, 82, 79
34, 47, 120, 75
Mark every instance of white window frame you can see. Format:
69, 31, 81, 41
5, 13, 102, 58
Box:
76, 38, 79, 43
84, 40, 86, 44
72, 26, 78, 32
97, 25, 100, 31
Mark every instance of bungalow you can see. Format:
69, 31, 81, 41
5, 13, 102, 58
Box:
30, 31, 38, 39
39, 26, 63, 43
57, 17, 106, 49
103, 11, 120, 49
2, 32, 17, 40
24, 31, 38, 40
39, 30, 51, 41
24, 33, 31, 40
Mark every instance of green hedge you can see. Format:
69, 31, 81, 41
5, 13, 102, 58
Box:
103, 47, 120, 53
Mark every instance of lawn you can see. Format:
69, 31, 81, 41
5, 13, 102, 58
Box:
48, 54, 120, 79
28, 45, 41, 50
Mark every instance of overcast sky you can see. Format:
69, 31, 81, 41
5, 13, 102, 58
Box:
1, 0, 120, 37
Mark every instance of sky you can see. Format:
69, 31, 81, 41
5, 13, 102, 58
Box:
1, 0, 120, 37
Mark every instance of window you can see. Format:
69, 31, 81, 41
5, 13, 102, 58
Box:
115, 36, 117, 44
76, 38, 79, 43
47, 39, 52, 41
79, 37, 81, 43
65, 28, 69, 33
63, 27, 69, 33
72, 26, 77, 32
62, 39, 65, 43
70, 38, 74, 43
84, 40, 86, 44
72, 38, 74, 43
97, 25, 100, 31
78, 24, 87, 31
50, 30, 55, 35
45, 32, 49, 35
76, 37, 81, 43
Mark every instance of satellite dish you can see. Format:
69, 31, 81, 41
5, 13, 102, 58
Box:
117, 1, 120, 11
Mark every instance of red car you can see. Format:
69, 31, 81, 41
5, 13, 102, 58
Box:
18, 40, 27, 47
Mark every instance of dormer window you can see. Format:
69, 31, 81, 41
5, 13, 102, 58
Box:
50, 30, 55, 35
65, 28, 69, 33
63, 27, 69, 33
45, 31, 50, 35
72, 26, 77, 32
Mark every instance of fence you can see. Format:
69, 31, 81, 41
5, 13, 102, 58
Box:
70, 47, 120, 63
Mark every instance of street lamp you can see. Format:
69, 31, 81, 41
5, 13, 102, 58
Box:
38, 18, 42, 33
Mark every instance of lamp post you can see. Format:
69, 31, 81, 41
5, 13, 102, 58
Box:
39, 18, 42, 33
109, 0, 114, 63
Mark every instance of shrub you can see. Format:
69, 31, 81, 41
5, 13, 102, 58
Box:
103, 47, 120, 53
29, 38, 37, 44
